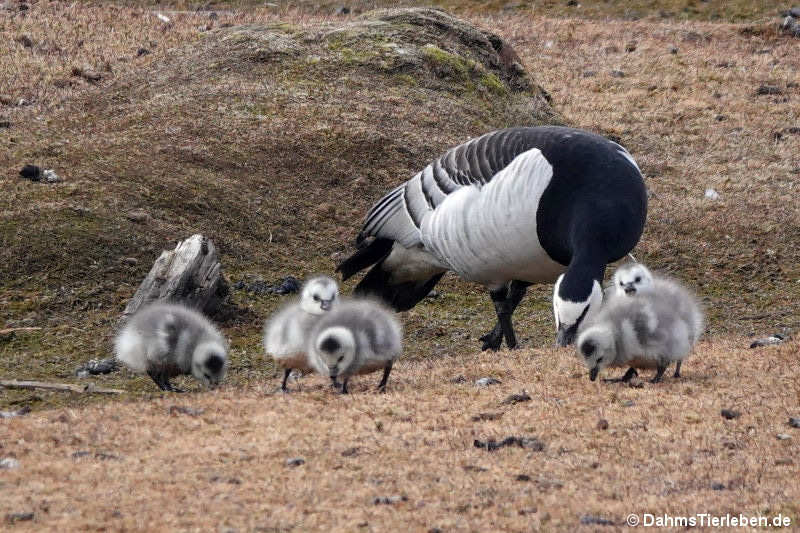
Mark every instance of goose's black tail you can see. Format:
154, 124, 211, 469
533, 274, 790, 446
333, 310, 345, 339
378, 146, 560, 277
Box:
336, 238, 444, 312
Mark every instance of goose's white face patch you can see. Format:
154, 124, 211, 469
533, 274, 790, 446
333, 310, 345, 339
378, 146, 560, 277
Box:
300, 277, 339, 315
553, 275, 603, 346
612, 263, 653, 297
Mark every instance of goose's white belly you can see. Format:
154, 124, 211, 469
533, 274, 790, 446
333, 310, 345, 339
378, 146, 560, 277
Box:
420, 148, 566, 288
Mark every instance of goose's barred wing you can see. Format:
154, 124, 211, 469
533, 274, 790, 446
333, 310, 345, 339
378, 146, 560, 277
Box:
358, 128, 534, 247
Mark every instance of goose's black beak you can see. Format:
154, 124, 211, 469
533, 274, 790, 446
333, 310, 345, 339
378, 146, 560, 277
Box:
623, 283, 636, 295
320, 299, 333, 311
556, 324, 578, 347
589, 367, 599, 381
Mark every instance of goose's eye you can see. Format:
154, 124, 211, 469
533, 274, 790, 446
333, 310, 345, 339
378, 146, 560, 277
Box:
313, 295, 320, 302
635, 276, 641, 283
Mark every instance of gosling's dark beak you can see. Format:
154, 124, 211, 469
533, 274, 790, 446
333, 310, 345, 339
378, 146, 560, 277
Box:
623, 283, 636, 295
556, 324, 577, 347
320, 299, 333, 311
589, 367, 599, 381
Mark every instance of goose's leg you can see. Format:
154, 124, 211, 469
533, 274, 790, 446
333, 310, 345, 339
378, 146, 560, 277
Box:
147, 369, 170, 391
340, 377, 350, 395
281, 368, 292, 392
490, 286, 520, 349
651, 365, 667, 383
673, 361, 682, 378
480, 281, 529, 350
377, 361, 393, 392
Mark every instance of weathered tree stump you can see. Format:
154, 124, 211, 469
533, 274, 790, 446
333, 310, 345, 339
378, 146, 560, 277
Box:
121, 234, 229, 321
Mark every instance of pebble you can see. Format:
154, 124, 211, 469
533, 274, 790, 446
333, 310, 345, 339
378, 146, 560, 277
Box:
42, 169, 61, 183
168, 405, 204, 417
610, 69, 625, 78
126, 209, 151, 223
711, 482, 726, 491
515, 474, 531, 481
597, 419, 609, 430
789, 417, 800, 428
5, 512, 34, 523
501, 391, 531, 405
19, 164, 42, 181
0, 119, 10, 128
0, 458, 20, 469
580, 515, 614, 526
450, 375, 467, 384
756, 84, 782, 96
0, 406, 30, 419
704, 188, 720, 200
776, 433, 791, 441
475, 377, 501, 387
334, 6, 351, 15
720, 409, 741, 420
669, 45, 678, 54
136, 47, 150, 57
749, 334, 785, 348
286, 457, 305, 467
474, 436, 544, 452
373, 495, 407, 505
75, 357, 118, 377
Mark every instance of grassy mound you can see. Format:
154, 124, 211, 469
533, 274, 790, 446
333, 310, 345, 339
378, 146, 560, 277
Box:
0, 7, 557, 409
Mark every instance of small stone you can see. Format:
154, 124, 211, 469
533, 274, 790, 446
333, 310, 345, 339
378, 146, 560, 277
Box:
334, 6, 350, 15
15, 34, 34, 48
168, 405, 204, 416
273, 276, 300, 295
749, 334, 785, 348
71, 66, 102, 83
0, 119, 10, 128
597, 419, 609, 430
711, 482, 725, 490
450, 375, 467, 384
471, 412, 503, 421
789, 417, 800, 428
580, 515, 614, 526
582, 70, 597, 77
75, 357, 118, 376
475, 377, 501, 387
0, 406, 30, 419
704, 188, 720, 200
776, 433, 791, 441
373, 495, 407, 505
42, 169, 61, 183
756, 85, 782, 96
566, 0, 578, 5
621, 400, 635, 407
286, 457, 305, 467
136, 47, 150, 57
122, 257, 138, 266
5, 512, 34, 523
721, 409, 740, 420
126, 209, 150, 223
208, 11, 218, 19
501, 391, 531, 405
20, 164, 42, 181
669, 45, 678, 54
0, 458, 20, 469
624, 41, 637, 52
515, 474, 531, 481
610, 69, 625, 78
341, 447, 360, 457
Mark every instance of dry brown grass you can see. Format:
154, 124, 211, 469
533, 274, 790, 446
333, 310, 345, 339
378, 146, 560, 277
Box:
2, 3, 800, 530
2, 338, 799, 530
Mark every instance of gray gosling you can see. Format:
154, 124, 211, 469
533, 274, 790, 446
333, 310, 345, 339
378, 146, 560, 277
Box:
263, 275, 339, 392
114, 303, 228, 391
308, 299, 402, 394
608, 262, 704, 378
576, 287, 702, 384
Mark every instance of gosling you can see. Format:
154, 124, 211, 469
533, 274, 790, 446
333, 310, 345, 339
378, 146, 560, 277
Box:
576, 289, 702, 383
263, 275, 339, 391
114, 303, 228, 391
308, 299, 402, 394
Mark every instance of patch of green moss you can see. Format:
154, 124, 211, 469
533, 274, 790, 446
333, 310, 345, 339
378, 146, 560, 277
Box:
421, 44, 470, 80
479, 72, 507, 96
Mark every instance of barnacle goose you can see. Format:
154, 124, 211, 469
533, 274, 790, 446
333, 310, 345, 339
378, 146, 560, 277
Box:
114, 303, 228, 391
263, 275, 339, 392
337, 126, 647, 348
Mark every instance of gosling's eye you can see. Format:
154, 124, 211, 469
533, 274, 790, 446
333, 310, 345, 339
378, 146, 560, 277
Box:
313, 295, 320, 302
204, 373, 212, 380
596, 357, 603, 364
635, 276, 641, 283
337, 356, 344, 363
619, 281, 624, 286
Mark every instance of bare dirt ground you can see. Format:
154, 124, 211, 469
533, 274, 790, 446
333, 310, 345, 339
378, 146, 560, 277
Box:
1, 1, 799, 531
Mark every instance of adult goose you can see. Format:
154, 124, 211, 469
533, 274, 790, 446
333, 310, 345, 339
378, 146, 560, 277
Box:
337, 126, 647, 348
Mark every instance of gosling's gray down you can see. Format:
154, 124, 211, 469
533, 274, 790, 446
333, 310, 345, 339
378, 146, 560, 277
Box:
308, 299, 402, 394
263, 275, 339, 391
576, 287, 703, 383
609, 262, 704, 378
114, 303, 228, 391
